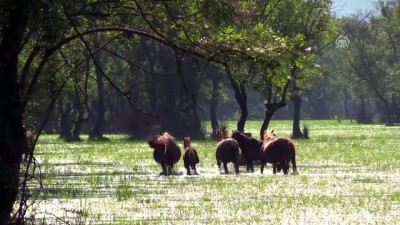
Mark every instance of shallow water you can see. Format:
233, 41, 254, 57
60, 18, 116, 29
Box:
23, 125, 400, 224
26, 159, 400, 224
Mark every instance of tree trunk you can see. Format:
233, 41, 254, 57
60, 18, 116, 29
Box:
259, 77, 291, 139
357, 97, 367, 123
0, 2, 29, 224
379, 97, 394, 125
59, 102, 73, 141
236, 87, 248, 132
71, 88, 84, 141
227, 74, 248, 132
392, 93, 400, 123
210, 77, 219, 139
343, 88, 351, 118
89, 37, 106, 140
260, 102, 287, 139
260, 108, 277, 139
290, 76, 303, 139
291, 94, 303, 138
146, 40, 157, 113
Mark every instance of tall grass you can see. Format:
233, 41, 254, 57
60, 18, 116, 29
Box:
26, 120, 400, 224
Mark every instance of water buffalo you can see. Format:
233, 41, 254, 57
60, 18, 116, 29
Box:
260, 130, 298, 175
231, 130, 263, 172
215, 127, 240, 174
183, 137, 200, 175
147, 132, 181, 176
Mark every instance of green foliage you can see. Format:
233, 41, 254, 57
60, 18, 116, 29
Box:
327, 1, 400, 123
15, 0, 337, 131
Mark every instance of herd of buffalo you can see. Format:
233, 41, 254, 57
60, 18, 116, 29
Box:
147, 127, 298, 176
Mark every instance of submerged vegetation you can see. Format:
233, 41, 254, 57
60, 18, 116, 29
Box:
26, 120, 400, 224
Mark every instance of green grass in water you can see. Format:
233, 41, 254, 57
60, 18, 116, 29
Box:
23, 120, 400, 224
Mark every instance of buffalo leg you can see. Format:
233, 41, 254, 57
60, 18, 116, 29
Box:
234, 163, 239, 174
223, 163, 228, 174
260, 161, 265, 174
281, 161, 288, 175
260, 153, 265, 174
160, 163, 167, 176
192, 165, 198, 175
273, 163, 277, 174
167, 165, 172, 176
217, 160, 221, 169
292, 157, 299, 175
276, 163, 282, 173
247, 161, 254, 172
185, 165, 191, 175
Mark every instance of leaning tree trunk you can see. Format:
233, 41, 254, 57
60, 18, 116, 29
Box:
260, 78, 291, 139
210, 77, 220, 139
260, 102, 287, 139
0, 2, 29, 224
89, 37, 106, 140
260, 107, 277, 139
227, 74, 248, 132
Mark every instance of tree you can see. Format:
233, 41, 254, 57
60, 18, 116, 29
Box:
379, 0, 400, 122
0, 2, 31, 223
0, 1, 333, 222
226, 64, 249, 132
88, 35, 108, 140
341, 11, 398, 124
263, 0, 332, 138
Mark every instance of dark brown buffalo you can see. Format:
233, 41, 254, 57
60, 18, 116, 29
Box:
215, 127, 240, 174
147, 132, 181, 176
231, 130, 263, 172
260, 130, 298, 175
183, 137, 200, 175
